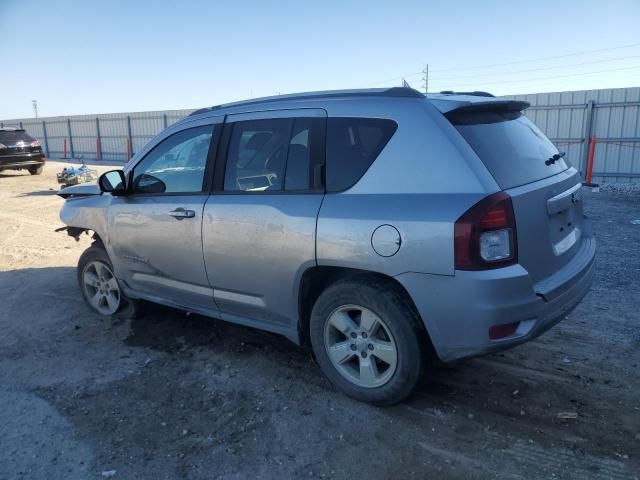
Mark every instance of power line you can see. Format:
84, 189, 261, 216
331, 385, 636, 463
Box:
484, 68, 640, 94
430, 65, 640, 89
430, 42, 640, 72
432, 55, 640, 81
496, 73, 640, 95
359, 42, 640, 90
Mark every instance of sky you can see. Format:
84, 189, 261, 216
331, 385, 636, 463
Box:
1, 0, 639, 119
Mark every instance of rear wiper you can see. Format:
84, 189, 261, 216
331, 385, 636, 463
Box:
545, 151, 566, 166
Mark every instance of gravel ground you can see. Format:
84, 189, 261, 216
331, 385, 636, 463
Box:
1, 162, 639, 480
598, 182, 640, 195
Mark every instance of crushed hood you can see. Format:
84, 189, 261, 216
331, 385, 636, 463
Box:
58, 182, 102, 199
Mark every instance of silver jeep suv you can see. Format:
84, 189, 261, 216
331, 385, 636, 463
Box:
59, 87, 595, 405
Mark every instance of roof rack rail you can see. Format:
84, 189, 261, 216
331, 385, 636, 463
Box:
188, 87, 424, 117
438, 90, 495, 97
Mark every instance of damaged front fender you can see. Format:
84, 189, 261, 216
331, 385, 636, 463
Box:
54, 226, 91, 241
58, 192, 112, 247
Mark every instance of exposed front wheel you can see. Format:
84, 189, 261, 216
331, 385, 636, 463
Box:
29, 165, 43, 175
310, 278, 426, 405
77, 245, 139, 318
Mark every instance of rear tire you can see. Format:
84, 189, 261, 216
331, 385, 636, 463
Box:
309, 277, 426, 405
29, 165, 44, 175
77, 245, 139, 319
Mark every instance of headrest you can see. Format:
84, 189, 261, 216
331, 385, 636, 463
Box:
245, 132, 272, 150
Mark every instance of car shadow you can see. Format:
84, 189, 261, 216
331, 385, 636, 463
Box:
17, 189, 59, 197
0, 265, 309, 365
0, 265, 510, 406
124, 302, 306, 361
0, 171, 29, 178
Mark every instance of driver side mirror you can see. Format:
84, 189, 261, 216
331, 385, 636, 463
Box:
98, 170, 127, 195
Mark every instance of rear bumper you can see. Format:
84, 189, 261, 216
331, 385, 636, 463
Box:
396, 234, 596, 362
0, 153, 45, 170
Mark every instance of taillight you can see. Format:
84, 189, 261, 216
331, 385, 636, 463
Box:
30, 140, 41, 147
454, 192, 517, 270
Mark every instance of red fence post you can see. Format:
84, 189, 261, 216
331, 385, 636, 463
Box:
585, 135, 596, 185
63, 137, 67, 159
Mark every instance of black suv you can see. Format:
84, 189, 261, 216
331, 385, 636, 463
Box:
0, 128, 45, 175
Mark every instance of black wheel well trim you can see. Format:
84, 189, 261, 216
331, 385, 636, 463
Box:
90, 232, 105, 248
56, 226, 107, 251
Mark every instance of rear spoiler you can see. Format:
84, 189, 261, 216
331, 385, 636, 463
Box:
445, 100, 530, 116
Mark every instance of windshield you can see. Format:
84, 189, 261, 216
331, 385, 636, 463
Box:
449, 110, 569, 189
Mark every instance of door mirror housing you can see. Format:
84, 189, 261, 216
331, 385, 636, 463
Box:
98, 170, 127, 195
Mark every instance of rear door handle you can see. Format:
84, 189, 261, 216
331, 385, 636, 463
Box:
169, 208, 195, 220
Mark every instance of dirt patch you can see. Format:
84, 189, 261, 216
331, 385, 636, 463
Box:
0, 163, 639, 479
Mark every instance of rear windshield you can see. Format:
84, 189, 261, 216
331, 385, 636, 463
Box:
0, 129, 35, 144
448, 110, 568, 189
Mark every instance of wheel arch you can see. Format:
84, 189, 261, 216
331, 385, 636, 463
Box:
297, 265, 436, 358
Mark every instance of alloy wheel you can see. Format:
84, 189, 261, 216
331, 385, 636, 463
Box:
82, 260, 121, 315
324, 304, 398, 388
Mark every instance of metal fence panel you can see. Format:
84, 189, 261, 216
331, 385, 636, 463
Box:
2, 87, 639, 183
1, 108, 194, 162
506, 87, 640, 183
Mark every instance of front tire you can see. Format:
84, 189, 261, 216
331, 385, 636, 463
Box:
310, 277, 426, 405
77, 245, 138, 318
29, 165, 44, 175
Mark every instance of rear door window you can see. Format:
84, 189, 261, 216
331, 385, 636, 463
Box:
448, 110, 568, 189
224, 117, 324, 192
325, 118, 397, 192
224, 118, 290, 192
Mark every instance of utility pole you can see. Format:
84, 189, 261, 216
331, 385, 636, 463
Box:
32, 100, 38, 119
422, 64, 429, 93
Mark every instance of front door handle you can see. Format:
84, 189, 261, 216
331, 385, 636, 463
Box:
169, 208, 195, 220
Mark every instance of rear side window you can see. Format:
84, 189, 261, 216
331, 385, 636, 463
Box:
448, 110, 568, 189
0, 129, 35, 144
325, 118, 397, 192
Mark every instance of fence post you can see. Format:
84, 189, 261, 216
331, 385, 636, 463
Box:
19, 121, 23, 129
95, 117, 102, 161
64, 138, 67, 159
67, 118, 75, 159
581, 100, 595, 179
42, 120, 50, 158
126, 115, 133, 160
163, 113, 168, 129
585, 136, 597, 186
